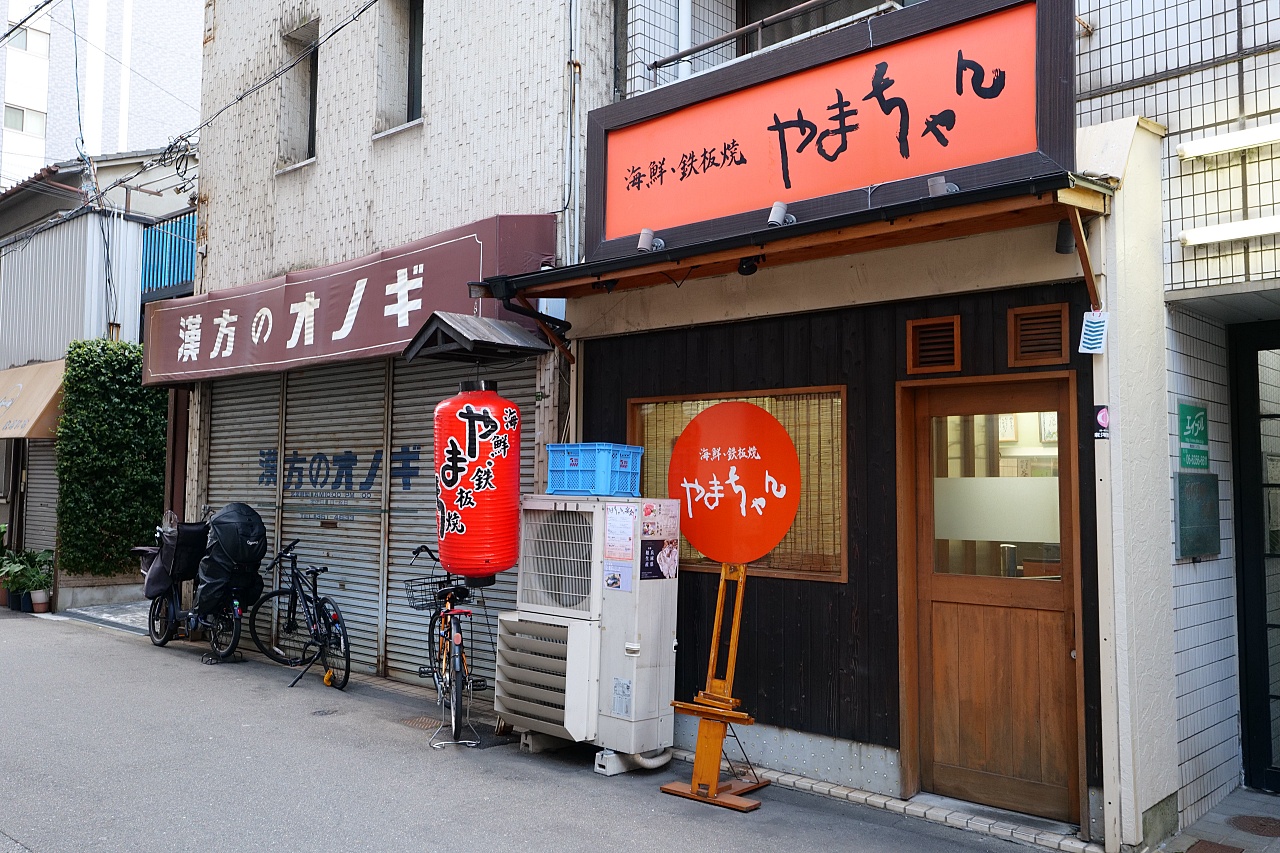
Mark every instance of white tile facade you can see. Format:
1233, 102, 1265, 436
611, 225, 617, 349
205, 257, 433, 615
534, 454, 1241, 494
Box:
1166, 309, 1242, 825
196, 0, 615, 292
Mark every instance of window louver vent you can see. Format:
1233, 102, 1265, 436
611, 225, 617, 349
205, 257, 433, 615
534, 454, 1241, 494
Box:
1008, 304, 1069, 367
906, 316, 961, 375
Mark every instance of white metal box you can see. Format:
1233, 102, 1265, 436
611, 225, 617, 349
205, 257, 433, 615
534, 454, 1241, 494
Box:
497, 495, 680, 755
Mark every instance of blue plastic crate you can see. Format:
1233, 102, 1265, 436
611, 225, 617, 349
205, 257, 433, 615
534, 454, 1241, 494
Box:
547, 443, 644, 497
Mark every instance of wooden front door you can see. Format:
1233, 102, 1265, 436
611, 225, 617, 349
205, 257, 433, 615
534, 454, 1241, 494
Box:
911, 378, 1080, 822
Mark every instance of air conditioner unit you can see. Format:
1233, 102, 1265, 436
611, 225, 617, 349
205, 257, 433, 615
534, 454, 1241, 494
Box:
494, 494, 681, 771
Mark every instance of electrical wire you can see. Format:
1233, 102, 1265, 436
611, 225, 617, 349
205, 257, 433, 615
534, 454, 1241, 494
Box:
45, 14, 201, 116
0, 0, 64, 49
2, 0, 380, 257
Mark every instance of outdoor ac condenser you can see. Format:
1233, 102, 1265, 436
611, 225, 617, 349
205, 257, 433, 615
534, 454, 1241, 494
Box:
494, 494, 681, 769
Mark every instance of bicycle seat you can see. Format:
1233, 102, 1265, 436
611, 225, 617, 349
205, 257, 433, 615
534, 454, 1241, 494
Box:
304, 565, 328, 576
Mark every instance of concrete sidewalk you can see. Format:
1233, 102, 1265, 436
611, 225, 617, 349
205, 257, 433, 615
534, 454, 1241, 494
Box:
48, 599, 1280, 853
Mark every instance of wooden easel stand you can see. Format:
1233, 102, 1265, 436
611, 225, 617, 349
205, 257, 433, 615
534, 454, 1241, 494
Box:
661, 563, 770, 812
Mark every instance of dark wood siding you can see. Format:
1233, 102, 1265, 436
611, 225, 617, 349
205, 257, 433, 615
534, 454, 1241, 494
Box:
581, 281, 1100, 769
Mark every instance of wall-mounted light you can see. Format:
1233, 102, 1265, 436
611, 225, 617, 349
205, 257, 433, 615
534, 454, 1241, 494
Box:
927, 175, 960, 197
767, 201, 796, 227
1054, 219, 1076, 254
637, 228, 665, 252
1179, 215, 1280, 247
737, 256, 759, 276
1176, 123, 1280, 160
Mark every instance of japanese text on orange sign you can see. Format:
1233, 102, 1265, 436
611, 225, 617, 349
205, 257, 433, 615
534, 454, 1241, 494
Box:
667, 402, 801, 565
604, 3, 1038, 239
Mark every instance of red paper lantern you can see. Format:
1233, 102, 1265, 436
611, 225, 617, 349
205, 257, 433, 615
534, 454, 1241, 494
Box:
434, 380, 521, 582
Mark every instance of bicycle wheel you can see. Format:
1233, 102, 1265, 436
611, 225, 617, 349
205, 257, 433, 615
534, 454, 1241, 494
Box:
249, 590, 310, 665
318, 597, 351, 690
148, 595, 175, 647
449, 626, 466, 741
208, 609, 241, 660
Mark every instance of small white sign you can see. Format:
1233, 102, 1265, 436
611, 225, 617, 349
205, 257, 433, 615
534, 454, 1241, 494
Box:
612, 678, 633, 717
1080, 311, 1109, 354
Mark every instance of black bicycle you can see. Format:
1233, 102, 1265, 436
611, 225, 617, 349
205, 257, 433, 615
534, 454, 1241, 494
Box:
248, 540, 351, 689
135, 504, 267, 663
404, 544, 486, 746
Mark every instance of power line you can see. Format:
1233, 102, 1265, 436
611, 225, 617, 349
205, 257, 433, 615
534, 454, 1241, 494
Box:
0, 0, 64, 49
45, 13, 201, 115
3, 0, 383, 253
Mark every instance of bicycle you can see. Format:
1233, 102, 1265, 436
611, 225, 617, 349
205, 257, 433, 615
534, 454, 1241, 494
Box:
136, 505, 265, 664
248, 539, 351, 690
404, 544, 487, 747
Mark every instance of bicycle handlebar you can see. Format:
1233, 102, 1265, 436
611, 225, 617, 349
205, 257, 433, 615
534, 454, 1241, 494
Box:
410, 544, 438, 564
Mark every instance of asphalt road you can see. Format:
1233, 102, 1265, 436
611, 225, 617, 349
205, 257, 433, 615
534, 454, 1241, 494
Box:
0, 608, 1029, 853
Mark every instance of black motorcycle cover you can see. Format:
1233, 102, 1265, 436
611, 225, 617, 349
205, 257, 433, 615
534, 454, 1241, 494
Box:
193, 503, 267, 616
142, 521, 207, 599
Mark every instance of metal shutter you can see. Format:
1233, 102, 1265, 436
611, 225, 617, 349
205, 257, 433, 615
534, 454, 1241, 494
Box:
280, 360, 388, 676
23, 440, 58, 553
208, 375, 282, 572
385, 357, 538, 690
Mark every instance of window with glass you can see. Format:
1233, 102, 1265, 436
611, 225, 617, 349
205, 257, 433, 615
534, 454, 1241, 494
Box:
8, 25, 48, 55
931, 411, 1061, 578
3, 104, 45, 138
629, 386, 845, 581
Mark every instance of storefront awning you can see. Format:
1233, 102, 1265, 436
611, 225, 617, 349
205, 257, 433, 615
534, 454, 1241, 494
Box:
0, 359, 64, 440
404, 312, 552, 363
141, 215, 556, 385
478, 176, 1111, 307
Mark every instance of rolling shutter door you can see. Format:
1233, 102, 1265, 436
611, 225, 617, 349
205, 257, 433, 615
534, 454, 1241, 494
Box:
385, 357, 537, 690
207, 375, 282, 579
280, 360, 387, 676
23, 440, 58, 553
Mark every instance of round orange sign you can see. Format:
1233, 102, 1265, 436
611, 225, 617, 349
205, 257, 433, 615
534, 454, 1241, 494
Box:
667, 401, 801, 565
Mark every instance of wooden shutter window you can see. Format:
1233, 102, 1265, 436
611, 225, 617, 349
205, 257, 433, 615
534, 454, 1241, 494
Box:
1008, 304, 1070, 367
906, 316, 961, 375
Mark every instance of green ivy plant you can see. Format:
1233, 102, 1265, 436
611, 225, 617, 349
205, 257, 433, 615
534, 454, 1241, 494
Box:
56, 340, 168, 576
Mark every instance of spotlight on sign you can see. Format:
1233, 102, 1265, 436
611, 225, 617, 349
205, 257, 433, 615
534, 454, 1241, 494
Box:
767, 201, 796, 227
737, 256, 759, 276
637, 228, 665, 253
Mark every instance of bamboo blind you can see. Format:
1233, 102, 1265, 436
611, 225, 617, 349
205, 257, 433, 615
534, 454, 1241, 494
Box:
631, 389, 844, 579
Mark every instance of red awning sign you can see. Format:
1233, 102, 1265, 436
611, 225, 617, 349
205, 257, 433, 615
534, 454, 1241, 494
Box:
667, 401, 801, 565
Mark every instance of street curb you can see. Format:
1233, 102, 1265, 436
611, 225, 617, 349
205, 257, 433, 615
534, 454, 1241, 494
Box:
59, 610, 148, 636
669, 749, 1104, 853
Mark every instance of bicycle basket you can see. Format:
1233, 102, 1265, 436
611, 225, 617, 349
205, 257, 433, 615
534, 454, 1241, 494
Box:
404, 576, 451, 611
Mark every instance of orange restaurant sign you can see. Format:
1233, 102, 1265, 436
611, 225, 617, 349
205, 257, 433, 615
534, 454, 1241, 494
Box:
603, 3, 1038, 241
667, 402, 802, 566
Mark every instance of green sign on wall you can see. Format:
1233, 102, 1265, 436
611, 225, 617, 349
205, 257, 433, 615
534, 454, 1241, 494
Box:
1179, 401, 1209, 470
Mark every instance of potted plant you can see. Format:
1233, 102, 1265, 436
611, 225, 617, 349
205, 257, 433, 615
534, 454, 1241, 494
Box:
0, 557, 12, 608
27, 560, 53, 613
3, 557, 30, 612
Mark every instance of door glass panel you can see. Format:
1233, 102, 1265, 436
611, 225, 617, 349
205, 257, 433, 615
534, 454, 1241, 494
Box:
931, 412, 1061, 578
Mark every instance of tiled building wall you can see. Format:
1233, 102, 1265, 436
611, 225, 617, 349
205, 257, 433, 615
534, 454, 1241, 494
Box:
1075, 0, 1280, 827
1076, 1, 1280, 292
1167, 309, 1242, 825
197, 0, 614, 290
624, 0, 735, 95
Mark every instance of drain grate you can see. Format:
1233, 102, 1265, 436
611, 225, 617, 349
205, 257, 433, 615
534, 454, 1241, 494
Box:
400, 715, 441, 730
398, 716, 518, 750
1228, 814, 1280, 838
1187, 841, 1244, 853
